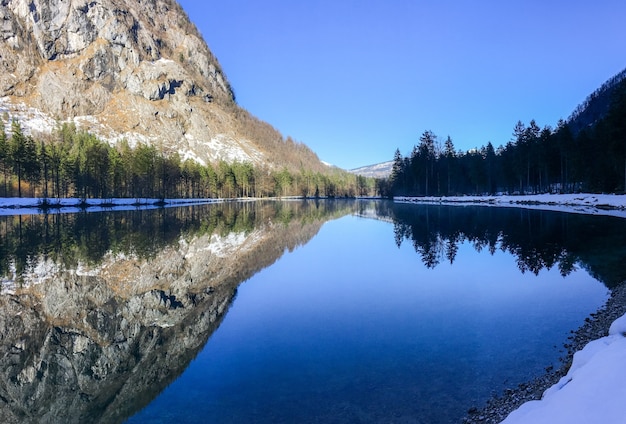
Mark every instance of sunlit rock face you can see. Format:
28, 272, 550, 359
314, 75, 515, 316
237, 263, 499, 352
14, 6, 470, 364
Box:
0, 0, 268, 165
0, 201, 350, 423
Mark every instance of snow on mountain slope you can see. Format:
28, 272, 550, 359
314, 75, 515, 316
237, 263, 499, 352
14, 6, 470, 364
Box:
0, 0, 324, 171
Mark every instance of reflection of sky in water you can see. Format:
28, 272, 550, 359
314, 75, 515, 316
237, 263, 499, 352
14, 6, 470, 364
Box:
129, 215, 608, 424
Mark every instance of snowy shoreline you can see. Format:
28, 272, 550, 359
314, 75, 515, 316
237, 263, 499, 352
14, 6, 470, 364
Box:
395, 193, 626, 219
0, 197, 230, 216
463, 284, 626, 424
0, 196, 320, 216
392, 193, 626, 424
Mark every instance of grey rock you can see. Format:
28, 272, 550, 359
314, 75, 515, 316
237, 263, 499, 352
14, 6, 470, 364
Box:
0, 0, 271, 166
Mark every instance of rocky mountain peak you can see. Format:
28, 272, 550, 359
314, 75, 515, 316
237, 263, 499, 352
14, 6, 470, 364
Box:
3, 0, 234, 106
0, 0, 283, 165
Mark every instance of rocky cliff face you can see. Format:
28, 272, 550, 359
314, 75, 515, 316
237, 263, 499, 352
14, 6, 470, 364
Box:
0, 0, 294, 166
0, 202, 342, 423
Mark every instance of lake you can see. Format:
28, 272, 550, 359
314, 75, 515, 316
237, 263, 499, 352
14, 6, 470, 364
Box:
0, 200, 623, 423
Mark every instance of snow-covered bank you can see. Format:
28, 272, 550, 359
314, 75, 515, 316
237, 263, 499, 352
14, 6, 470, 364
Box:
395, 193, 626, 219
0, 197, 223, 215
501, 313, 626, 424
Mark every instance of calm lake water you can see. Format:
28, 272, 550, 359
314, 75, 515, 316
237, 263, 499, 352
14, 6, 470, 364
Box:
1, 200, 624, 423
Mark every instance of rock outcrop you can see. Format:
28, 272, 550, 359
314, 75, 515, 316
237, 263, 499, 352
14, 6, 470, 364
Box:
0, 0, 322, 169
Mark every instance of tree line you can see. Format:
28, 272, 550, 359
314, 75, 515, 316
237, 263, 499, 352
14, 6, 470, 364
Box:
0, 121, 376, 199
389, 75, 626, 197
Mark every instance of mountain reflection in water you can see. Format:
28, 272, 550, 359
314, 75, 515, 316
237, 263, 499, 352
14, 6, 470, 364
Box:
0, 200, 624, 423
0, 200, 354, 424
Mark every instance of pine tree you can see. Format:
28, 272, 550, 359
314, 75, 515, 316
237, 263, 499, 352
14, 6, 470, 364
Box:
390, 148, 405, 196
0, 127, 8, 196
10, 121, 27, 197
38, 140, 50, 198
443, 136, 456, 195
418, 130, 437, 196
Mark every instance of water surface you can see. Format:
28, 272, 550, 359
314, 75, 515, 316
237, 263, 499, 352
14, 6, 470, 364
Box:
0, 201, 623, 423
126, 202, 613, 424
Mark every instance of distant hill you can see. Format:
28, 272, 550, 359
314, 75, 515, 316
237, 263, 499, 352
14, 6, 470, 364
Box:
349, 161, 393, 178
567, 67, 626, 135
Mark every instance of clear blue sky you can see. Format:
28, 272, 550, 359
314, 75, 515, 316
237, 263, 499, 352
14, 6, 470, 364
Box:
178, 0, 626, 170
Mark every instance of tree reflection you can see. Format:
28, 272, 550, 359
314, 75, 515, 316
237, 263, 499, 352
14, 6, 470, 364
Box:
384, 203, 626, 288
0, 200, 355, 284
0, 200, 359, 424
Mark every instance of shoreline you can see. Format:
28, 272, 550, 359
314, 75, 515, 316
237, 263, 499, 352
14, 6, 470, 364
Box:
462, 282, 626, 423
0, 195, 348, 216
395, 193, 626, 219
0, 197, 221, 214
390, 193, 626, 423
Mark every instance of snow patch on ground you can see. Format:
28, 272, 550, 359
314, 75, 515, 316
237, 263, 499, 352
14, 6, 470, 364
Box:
0, 261, 18, 294
75, 263, 102, 277
395, 193, 626, 219
180, 133, 208, 166
109, 131, 156, 150
22, 258, 62, 284
205, 134, 254, 163
201, 229, 264, 259
0, 255, 95, 292
0, 197, 221, 216
501, 312, 626, 424
0, 97, 58, 135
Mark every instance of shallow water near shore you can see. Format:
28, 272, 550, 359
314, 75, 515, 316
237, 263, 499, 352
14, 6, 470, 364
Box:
125, 202, 612, 424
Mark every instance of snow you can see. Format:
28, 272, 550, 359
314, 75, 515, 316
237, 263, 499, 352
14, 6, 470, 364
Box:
110, 131, 155, 150
207, 232, 248, 257
180, 133, 208, 166
501, 313, 626, 424
206, 230, 262, 258
1, 97, 265, 167
0, 197, 221, 216
205, 134, 255, 163
0, 97, 58, 135
395, 193, 626, 219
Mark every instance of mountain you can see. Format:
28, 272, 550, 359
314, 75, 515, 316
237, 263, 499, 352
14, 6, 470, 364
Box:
349, 161, 393, 178
567, 67, 626, 135
0, 0, 326, 172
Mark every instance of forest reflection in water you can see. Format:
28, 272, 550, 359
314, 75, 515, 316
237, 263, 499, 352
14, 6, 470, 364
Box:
0, 200, 356, 424
0, 200, 351, 284
0, 200, 624, 423
130, 202, 618, 424
374, 202, 626, 289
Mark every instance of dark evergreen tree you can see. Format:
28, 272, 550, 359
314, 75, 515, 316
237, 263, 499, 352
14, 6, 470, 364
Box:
0, 127, 8, 196
10, 120, 27, 197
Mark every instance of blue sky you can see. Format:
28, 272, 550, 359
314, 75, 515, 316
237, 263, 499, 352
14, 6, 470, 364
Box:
178, 0, 626, 170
